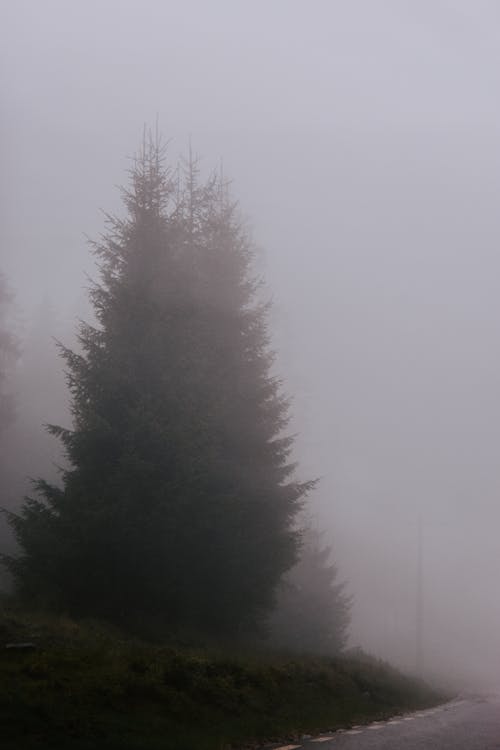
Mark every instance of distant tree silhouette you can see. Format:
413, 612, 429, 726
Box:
268, 524, 351, 653
3, 135, 313, 636
0, 273, 19, 433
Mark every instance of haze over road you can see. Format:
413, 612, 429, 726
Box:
273, 696, 500, 750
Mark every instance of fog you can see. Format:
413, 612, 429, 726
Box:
3, 0, 500, 689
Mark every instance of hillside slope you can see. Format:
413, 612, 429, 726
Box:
0, 608, 446, 749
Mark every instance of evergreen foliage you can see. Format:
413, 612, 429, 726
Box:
268, 524, 351, 654
2, 136, 312, 635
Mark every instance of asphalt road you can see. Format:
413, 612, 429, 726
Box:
273, 695, 500, 750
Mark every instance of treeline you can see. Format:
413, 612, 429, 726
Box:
0, 135, 350, 651
0, 274, 19, 436
0, 294, 70, 561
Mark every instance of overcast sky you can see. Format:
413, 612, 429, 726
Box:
3, 0, 500, 686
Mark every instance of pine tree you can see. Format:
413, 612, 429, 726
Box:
268, 524, 351, 654
2, 136, 312, 635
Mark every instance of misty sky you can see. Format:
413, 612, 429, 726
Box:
3, 0, 500, 686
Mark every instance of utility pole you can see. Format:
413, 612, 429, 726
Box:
416, 515, 424, 677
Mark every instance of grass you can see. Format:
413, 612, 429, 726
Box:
0, 606, 448, 749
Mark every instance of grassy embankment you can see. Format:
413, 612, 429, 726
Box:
0, 607, 447, 750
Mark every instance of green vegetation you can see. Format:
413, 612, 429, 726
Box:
0, 607, 445, 750
3, 136, 312, 637
268, 524, 351, 654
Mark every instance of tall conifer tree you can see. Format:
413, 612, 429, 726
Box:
3, 136, 312, 635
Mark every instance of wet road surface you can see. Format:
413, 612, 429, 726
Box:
272, 695, 500, 750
